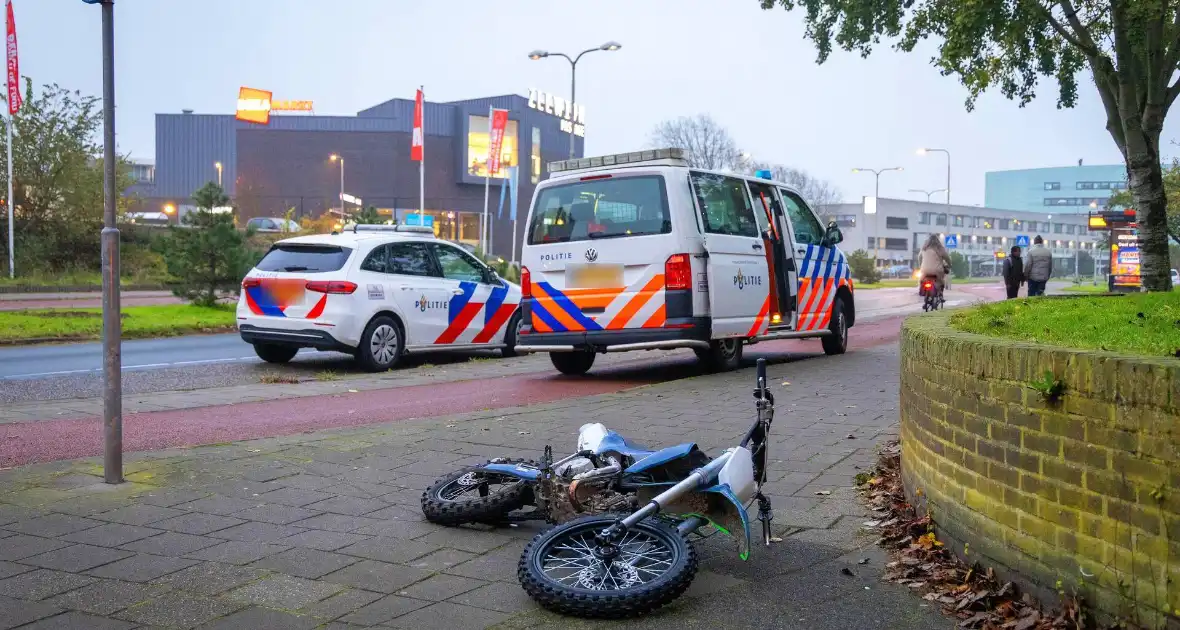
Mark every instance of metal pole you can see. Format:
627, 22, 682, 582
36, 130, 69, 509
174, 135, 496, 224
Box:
482, 106, 492, 255
99, 0, 122, 484
418, 85, 425, 226
873, 173, 880, 266
568, 58, 577, 159
6, 106, 12, 279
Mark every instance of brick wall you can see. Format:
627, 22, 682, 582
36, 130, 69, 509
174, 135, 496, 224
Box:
900, 312, 1180, 627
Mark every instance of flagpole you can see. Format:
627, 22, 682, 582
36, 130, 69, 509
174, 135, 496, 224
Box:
6, 106, 12, 279
510, 167, 519, 265
481, 105, 491, 256
417, 85, 424, 226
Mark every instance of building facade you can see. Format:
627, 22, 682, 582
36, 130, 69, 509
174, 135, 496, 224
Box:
133, 93, 585, 258
818, 198, 1101, 275
984, 164, 1127, 213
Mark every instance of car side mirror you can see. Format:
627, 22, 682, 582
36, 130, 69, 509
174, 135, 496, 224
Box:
485, 268, 501, 285
823, 222, 843, 246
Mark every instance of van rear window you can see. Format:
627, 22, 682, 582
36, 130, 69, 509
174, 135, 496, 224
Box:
256, 244, 353, 273
527, 175, 670, 244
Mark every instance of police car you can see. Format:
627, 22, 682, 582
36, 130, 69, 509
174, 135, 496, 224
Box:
517, 148, 855, 375
237, 224, 523, 371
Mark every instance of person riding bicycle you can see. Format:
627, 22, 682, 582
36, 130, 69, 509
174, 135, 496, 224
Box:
918, 234, 952, 295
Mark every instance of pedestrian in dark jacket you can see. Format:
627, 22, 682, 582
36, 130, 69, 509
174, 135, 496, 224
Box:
1002, 246, 1024, 299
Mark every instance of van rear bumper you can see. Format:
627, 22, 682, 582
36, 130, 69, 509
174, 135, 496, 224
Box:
515, 318, 711, 353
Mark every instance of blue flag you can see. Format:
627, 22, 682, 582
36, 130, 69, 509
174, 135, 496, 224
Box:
497, 170, 508, 219
508, 166, 519, 221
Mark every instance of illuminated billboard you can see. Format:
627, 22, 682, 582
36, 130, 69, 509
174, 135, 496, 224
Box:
466, 114, 518, 179
235, 86, 314, 125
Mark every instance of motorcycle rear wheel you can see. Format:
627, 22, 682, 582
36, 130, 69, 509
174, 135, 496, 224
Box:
518, 514, 698, 618
421, 460, 535, 526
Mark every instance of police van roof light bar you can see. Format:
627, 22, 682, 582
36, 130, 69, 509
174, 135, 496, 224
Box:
548, 148, 687, 173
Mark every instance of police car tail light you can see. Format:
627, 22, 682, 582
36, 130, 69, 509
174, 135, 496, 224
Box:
521, 266, 532, 298
665, 254, 692, 291
305, 280, 358, 295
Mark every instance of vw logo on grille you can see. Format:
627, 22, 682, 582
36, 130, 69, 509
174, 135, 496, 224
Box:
585, 248, 598, 262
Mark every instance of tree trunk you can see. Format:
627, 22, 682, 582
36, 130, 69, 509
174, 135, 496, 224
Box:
1126, 131, 1173, 291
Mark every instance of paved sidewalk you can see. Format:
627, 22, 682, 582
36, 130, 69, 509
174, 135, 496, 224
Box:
0, 341, 951, 629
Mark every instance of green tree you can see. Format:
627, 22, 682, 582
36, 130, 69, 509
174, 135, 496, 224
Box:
949, 251, 970, 279
759, 0, 1179, 291
160, 182, 253, 306
353, 205, 382, 225
846, 249, 881, 284
0, 79, 133, 275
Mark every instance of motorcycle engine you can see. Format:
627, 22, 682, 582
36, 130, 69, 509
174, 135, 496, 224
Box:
537, 456, 634, 524
553, 456, 595, 478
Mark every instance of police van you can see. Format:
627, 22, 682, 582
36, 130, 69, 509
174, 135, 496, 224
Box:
516, 148, 855, 375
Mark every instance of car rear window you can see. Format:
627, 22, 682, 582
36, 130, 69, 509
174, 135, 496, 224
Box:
256, 244, 353, 273
526, 175, 670, 244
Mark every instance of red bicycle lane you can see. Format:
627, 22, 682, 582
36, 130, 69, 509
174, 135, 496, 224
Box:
0, 315, 910, 468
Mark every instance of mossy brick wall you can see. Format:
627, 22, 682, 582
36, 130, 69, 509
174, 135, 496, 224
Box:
900, 311, 1180, 627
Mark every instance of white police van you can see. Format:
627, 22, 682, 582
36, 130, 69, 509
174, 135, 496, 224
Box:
237, 224, 523, 372
516, 148, 855, 375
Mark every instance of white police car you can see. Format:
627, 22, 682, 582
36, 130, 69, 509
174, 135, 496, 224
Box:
237, 224, 523, 371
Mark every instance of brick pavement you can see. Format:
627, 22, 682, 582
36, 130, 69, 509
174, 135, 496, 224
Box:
0, 343, 952, 629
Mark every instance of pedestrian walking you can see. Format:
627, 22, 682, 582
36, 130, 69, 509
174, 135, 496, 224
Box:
1025, 236, 1053, 296
1002, 245, 1024, 299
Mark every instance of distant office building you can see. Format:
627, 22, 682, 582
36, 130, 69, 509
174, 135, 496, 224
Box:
817, 198, 1099, 275
984, 163, 1126, 213
133, 89, 585, 256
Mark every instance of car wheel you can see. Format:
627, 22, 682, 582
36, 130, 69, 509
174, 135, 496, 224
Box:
356, 315, 404, 372
699, 338, 743, 373
822, 297, 849, 356
500, 311, 523, 358
550, 352, 595, 376
253, 343, 299, 364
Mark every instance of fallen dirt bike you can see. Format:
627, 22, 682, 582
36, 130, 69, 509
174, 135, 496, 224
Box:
516, 358, 777, 618
420, 421, 712, 526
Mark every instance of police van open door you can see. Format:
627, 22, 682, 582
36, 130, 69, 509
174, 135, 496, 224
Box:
747, 179, 799, 332
688, 172, 771, 340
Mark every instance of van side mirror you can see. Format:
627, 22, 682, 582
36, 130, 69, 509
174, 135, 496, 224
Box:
823, 222, 843, 246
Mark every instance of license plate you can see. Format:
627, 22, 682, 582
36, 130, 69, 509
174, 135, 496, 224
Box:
566, 264, 623, 289
265, 278, 307, 306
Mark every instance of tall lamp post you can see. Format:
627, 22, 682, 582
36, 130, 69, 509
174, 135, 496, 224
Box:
330, 154, 344, 217
214, 161, 222, 187
909, 188, 946, 203
527, 41, 621, 159
82, 0, 122, 483
852, 166, 903, 266
916, 148, 951, 204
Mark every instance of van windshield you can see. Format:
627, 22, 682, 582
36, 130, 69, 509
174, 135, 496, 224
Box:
256, 244, 353, 273
526, 175, 670, 244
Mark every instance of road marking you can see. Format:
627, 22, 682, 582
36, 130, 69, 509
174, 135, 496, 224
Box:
1, 356, 260, 380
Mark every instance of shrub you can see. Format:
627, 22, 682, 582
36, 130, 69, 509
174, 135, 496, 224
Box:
846, 249, 881, 284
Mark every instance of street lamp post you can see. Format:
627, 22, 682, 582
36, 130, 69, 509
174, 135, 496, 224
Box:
851, 166, 903, 266
214, 161, 222, 188
916, 148, 951, 205
82, 0, 122, 483
330, 154, 344, 217
528, 41, 621, 159
908, 188, 947, 203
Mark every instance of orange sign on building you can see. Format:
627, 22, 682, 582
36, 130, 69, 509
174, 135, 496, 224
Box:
236, 87, 273, 124
235, 87, 314, 124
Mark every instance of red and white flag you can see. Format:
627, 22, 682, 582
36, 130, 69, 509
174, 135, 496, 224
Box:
487, 109, 508, 175
5, 0, 19, 116
410, 88, 424, 162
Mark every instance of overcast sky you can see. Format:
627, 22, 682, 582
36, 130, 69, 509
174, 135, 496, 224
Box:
22, 0, 1178, 205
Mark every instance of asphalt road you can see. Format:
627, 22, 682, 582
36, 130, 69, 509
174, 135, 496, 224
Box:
0, 283, 1008, 404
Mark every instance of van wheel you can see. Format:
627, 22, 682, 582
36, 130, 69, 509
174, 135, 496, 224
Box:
697, 339, 743, 372
822, 297, 849, 356
500, 312, 523, 358
254, 343, 299, 364
550, 352, 595, 376
356, 315, 404, 372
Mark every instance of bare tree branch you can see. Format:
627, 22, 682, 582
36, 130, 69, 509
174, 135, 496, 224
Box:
648, 115, 741, 171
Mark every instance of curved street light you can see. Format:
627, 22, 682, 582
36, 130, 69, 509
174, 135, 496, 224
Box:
527, 42, 621, 158
916, 148, 951, 204
852, 166, 903, 264
909, 188, 946, 203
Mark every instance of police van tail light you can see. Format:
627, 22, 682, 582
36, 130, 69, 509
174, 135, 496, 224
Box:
242, 278, 261, 289
521, 266, 532, 298
306, 280, 358, 294
665, 254, 692, 291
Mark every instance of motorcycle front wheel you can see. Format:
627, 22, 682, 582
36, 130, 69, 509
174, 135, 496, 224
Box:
421, 460, 534, 526
518, 514, 698, 618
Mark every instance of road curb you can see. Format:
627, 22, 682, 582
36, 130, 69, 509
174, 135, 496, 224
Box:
0, 326, 237, 347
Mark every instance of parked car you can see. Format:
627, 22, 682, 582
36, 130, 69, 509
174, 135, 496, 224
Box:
1171, 268, 1178, 286
246, 217, 301, 233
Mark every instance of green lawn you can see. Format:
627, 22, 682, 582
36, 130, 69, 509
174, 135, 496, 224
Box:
1060, 284, 1109, 294
949, 292, 1180, 357
0, 304, 236, 343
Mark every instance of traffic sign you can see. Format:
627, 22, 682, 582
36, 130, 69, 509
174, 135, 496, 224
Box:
1015, 235, 1030, 248
944, 234, 958, 249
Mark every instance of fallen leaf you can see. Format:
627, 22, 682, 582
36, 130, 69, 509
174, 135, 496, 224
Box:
246, 449, 261, 453
857, 557, 870, 565
347, 389, 358, 393
846, 434, 856, 439
815, 490, 831, 496
446, 424, 456, 428
518, 431, 531, 435
781, 381, 791, 386
840, 567, 855, 577
769, 536, 783, 543
862, 520, 882, 528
